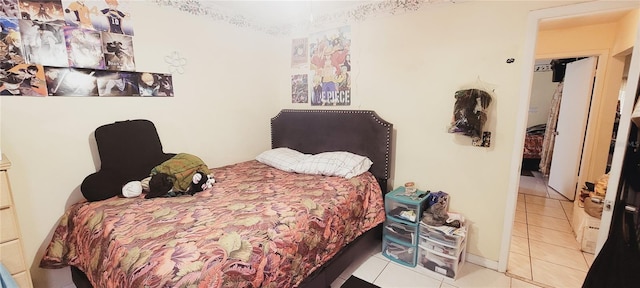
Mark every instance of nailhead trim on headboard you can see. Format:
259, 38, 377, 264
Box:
270, 109, 393, 181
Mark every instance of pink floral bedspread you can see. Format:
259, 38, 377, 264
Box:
40, 160, 385, 287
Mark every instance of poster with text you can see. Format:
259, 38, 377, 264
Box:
309, 25, 351, 106
291, 74, 308, 103
44, 66, 98, 96
95, 70, 138, 96
65, 26, 104, 69
0, 63, 46, 96
291, 37, 307, 68
19, 19, 68, 66
101, 31, 134, 71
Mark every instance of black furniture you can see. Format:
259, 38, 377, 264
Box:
80, 119, 175, 202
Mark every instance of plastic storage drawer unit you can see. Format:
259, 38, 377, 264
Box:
384, 219, 417, 245
382, 236, 417, 267
419, 223, 465, 248
417, 246, 466, 279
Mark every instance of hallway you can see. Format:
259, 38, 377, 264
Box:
507, 171, 595, 287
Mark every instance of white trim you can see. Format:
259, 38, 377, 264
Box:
501, 0, 640, 273
466, 252, 498, 271
598, 20, 640, 254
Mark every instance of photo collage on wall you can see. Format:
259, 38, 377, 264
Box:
290, 26, 351, 106
0, 0, 173, 97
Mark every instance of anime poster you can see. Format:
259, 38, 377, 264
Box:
309, 26, 351, 106
0, 63, 46, 96
136, 72, 173, 97
19, 19, 68, 66
61, 0, 100, 30
95, 70, 138, 96
0, 0, 21, 18
64, 27, 104, 69
92, 0, 133, 35
44, 66, 98, 96
101, 31, 133, 71
0, 17, 25, 71
291, 38, 307, 68
18, 0, 65, 24
291, 74, 308, 103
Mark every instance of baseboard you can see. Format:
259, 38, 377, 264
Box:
465, 252, 499, 270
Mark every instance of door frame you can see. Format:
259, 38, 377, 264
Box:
499, 1, 640, 272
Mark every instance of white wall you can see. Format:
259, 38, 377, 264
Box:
1, 3, 283, 287
6, 1, 625, 287
277, 0, 570, 265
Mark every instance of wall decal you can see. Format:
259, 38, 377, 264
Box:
165, 51, 186, 74
154, 0, 454, 36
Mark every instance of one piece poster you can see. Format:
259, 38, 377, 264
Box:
18, 0, 65, 24
19, 19, 68, 66
61, 0, 101, 30
309, 25, 351, 106
291, 74, 308, 103
0, 0, 21, 19
95, 70, 138, 96
65, 27, 104, 69
0, 63, 46, 96
44, 66, 98, 96
136, 72, 173, 97
93, 0, 133, 35
291, 38, 307, 68
0, 17, 25, 71
101, 31, 134, 71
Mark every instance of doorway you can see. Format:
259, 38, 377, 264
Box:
500, 1, 640, 287
507, 57, 602, 287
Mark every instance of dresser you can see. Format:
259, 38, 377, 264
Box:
1, 155, 34, 287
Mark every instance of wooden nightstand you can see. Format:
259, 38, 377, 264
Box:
1, 155, 34, 288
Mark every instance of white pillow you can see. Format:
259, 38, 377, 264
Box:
292, 151, 373, 179
255, 147, 308, 172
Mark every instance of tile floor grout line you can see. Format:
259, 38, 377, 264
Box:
371, 261, 389, 286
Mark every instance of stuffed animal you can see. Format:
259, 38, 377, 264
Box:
187, 171, 215, 194
421, 193, 450, 226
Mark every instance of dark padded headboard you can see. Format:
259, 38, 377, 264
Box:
271, 109, 393, 191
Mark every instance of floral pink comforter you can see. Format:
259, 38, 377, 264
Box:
40, 160, 385, 287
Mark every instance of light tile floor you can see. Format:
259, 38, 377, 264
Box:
507, 171, 595, 288
330, 171, 594, 288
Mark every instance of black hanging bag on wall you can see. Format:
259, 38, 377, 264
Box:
582, 197, 640, 287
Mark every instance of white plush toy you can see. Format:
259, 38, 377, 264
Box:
190, 172, 215, 193
122, 181, 143, 198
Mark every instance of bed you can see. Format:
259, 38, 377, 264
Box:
39, 109, 394, 288
522, 124, 545, 171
